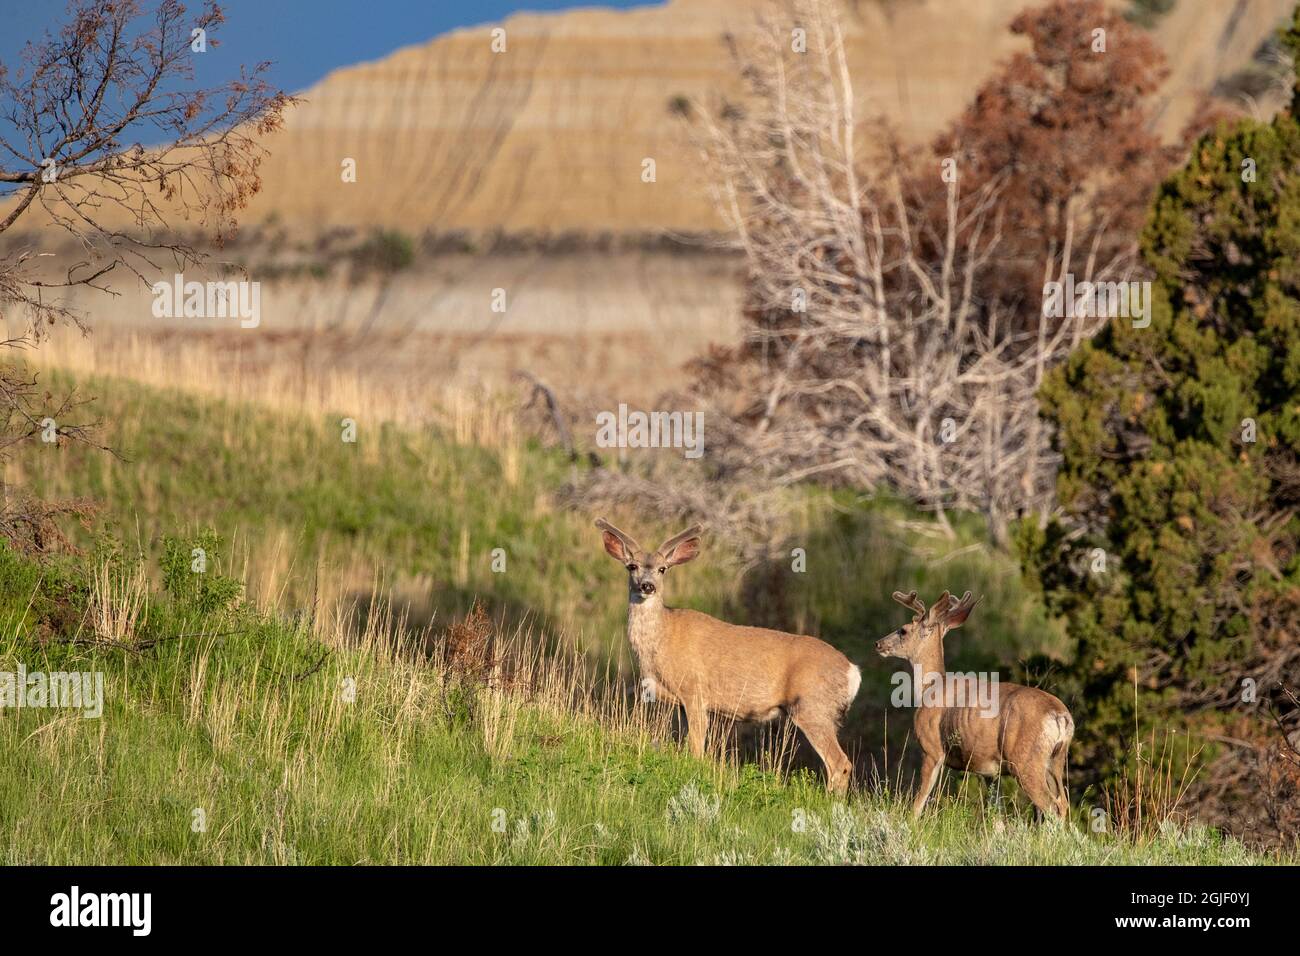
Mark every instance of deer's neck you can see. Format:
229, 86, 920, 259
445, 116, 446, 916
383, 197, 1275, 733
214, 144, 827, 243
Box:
913, 641, 946, 709
627, 594, 667, 664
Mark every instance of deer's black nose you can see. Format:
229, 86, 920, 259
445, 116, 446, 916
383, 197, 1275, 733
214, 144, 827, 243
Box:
639, 581, 656, 595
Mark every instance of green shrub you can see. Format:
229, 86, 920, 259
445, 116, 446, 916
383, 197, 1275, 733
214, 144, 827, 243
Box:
1020, 10, 1300, 830
350, 229, 414, 274
160, 529, 243, 617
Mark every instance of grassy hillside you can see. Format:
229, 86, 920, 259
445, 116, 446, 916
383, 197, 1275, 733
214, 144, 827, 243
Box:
5, 365, 1281, 862
0, 541, 1274, 864
10, 368, 1080, 776
13, 369, 1061, 664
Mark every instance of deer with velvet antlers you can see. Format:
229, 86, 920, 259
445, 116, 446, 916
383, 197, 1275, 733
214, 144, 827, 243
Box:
876, 589, 1074, 821
595, 518, 861, 793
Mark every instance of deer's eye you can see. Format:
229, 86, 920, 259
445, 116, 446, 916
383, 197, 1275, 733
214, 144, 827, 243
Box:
627, 564, 638, 572
658, 567, 667, 574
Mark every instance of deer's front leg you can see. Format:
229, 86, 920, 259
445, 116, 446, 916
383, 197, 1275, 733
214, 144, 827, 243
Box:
912, 755, 942, 818
684, 703, 709, 757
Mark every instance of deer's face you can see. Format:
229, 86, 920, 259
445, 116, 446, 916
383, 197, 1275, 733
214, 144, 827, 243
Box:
875, 617, 934, 662
877, 590, 980, 663
624, 550, 669, 602
596, 519, 702, 605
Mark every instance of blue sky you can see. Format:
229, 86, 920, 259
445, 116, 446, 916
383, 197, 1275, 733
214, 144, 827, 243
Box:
1, 1, 662, 96
0, 1, 662, 192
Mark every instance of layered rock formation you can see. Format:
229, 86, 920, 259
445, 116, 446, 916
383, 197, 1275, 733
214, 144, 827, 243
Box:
4, 0, 1293, 238
238, 0, 1293, 235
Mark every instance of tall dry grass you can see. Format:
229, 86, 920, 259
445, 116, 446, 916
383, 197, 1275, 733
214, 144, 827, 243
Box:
88, 560, 150, 647
28, 324, 520, 449
1102, 683, 1206, 843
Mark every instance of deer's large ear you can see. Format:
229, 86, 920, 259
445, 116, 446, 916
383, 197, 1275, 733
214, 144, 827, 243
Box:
659, 525, 703, 567
943, 591, 981, 630
596, 518, 638, 564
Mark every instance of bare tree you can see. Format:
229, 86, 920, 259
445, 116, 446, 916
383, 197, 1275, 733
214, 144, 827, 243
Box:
0, 0, 292, 549
687, 0, 1167, 542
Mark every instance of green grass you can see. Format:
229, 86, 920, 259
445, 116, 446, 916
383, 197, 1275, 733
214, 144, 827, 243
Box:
0, 542, 1275, 865
13, 369, 1077, 772
4, 366, 1281, 863
16, 369, 737, 658
16, 369, 1063, 680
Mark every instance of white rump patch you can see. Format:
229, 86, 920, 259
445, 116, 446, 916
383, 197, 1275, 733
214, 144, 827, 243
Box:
1042, 711, 1074, 746
846, 663, 862, 704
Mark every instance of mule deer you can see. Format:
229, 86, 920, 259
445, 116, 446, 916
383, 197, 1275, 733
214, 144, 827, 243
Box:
595, 518, 861, 793
875, 590, 1074, 821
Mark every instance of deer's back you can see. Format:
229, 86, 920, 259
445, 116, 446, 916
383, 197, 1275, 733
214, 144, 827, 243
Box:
657, 607, 852, 720
918, 682, 1071, 776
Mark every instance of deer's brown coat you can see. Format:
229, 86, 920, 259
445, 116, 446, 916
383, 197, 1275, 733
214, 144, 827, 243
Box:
597, 518, 860, 793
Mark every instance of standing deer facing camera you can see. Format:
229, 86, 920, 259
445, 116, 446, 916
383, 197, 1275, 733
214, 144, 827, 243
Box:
875, 590, 1074, 821
595, 518, 861, 793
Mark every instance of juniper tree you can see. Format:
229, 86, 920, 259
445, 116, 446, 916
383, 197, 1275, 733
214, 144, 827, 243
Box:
1020, 8, 1300, 843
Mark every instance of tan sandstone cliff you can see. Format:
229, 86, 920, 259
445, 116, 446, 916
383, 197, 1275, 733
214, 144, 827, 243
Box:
230, 0, 1292, 235
5, 0, 1294, 239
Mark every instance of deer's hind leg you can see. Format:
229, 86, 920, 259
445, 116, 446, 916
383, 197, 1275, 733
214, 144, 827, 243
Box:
791, 711, 852, 795
1014, 747, 1066, 824
1046, 739, 1070, 821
